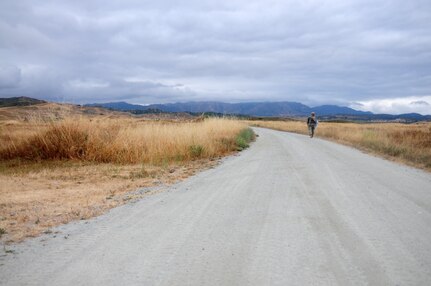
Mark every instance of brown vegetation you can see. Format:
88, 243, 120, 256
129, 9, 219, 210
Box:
0, 115, 250, 242
249, 120, 431, 170
0, 118, 246, 164
0, 102, 196, 122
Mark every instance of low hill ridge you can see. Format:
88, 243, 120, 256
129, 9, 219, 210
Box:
0, 96, 46, 108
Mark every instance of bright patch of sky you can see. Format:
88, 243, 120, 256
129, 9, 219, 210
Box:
351, 96, 431, 114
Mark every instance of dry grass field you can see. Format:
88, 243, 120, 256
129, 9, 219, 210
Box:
2, 103, 428, 243
249, 120, 431, 171
0, 117, 249, 164
0, 113, 253, 243
0, 102, 124, 122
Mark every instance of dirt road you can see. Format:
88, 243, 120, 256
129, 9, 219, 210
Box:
1, 128, 431, 285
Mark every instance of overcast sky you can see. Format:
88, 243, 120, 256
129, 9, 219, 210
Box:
1, 0, 431, 114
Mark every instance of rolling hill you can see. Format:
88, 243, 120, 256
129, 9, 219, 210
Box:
0, 96, 46, 108
86, 101, 372, 117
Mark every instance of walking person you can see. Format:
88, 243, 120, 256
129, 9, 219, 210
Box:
307, 112, 318, 138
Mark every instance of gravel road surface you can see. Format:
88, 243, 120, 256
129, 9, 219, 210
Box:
1, 127, 431, 285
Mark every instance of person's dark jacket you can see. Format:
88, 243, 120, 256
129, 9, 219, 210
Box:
307, 116, 317, 127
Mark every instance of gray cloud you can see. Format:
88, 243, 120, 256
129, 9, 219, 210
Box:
410, 100, 430, 106
0, 65, 21, 88
0, 0, 430, 113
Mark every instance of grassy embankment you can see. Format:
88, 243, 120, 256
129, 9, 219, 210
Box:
0, 117, 254, 242
249, 120, 431, 170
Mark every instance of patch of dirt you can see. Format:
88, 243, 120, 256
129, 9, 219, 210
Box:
0, 159, 220, 243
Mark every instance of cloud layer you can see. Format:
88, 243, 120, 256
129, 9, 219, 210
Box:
1, 0, 430, 114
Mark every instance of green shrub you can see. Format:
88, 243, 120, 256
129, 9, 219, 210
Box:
236, 137, 247, 150
236, 128, 255, 150
189, 145, 204, 158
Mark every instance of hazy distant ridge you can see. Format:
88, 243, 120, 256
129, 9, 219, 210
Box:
86, 101, 372, 117
2, 97, 428, 121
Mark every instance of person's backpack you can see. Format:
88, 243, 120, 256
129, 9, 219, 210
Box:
308, 117, 316, 126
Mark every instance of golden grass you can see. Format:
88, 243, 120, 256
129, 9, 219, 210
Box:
0, 118, 247, 164
0, 102, 128, 121
0, 117, 250, 243
248, 120, 431, 170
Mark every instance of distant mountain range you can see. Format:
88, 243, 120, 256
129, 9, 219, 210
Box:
85, 100, 431, 121
1, 97, 429, 121
86, 101, 373, 117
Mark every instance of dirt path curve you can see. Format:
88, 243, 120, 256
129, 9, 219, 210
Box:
1, 128, 431, 286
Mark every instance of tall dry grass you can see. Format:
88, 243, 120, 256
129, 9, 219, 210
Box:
0, 118, 248, 164
0, 117, 252, 242
249, 120, 431, 170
